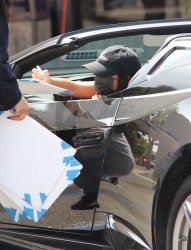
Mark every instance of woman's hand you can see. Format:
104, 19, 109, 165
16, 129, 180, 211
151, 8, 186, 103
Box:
32, 68, 50, 83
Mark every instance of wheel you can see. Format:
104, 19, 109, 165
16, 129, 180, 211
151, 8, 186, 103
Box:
166, 175, 191, 250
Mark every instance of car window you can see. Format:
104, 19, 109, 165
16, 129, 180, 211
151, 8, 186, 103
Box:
123, 46, 191, 98
22, 34, 170, 79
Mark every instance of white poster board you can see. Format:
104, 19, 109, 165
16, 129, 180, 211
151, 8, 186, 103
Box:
18, 79, 73, 95
0, 111, 82, 222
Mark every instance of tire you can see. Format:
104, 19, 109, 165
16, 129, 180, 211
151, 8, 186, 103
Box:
166, 175, 191, 250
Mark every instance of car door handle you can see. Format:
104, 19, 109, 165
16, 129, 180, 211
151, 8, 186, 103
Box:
74, 131, 104, 147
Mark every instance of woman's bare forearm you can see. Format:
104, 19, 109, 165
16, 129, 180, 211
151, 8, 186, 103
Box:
32, 68, 96, 99
49, 77, 95, 98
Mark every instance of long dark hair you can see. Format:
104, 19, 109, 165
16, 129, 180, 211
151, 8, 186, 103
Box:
5, 0, 12, 22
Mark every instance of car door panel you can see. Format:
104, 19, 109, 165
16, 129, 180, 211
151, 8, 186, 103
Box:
29, 97, 120, 130
96, 94, 191, 249
0, 97, 120, 234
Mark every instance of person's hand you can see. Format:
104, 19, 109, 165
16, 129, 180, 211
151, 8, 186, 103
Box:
8, 97, 30, 121
32, 68, 50, 83
92, 93, 106, 99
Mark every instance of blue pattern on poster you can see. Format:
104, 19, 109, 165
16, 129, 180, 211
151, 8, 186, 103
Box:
61, 141, 71, 150
5, 207, 16, 220
23, 193, 32, 205
40, 193, 47, 204
37, 209, 47, 220
18, 211, 27, 221
24, 206, 34, 220
66, 170, 80, 181
63, 156, 73, 166
59, 90, 73, 94
70, 158, 81, 167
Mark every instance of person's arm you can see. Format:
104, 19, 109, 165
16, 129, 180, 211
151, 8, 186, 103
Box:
0, 1, 21, 110
32, 68, 96, 99
0, 1, 30, 120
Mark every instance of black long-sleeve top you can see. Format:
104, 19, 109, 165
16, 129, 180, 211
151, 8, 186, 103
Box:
0, 0, 22, 111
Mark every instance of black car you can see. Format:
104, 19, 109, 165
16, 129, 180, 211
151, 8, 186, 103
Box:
1, 18, 191, 250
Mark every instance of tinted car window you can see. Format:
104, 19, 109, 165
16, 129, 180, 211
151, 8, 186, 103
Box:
124, 47, 191, 97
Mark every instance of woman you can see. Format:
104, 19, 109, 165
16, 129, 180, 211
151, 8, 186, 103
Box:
32, 45, 141, 99
0, 0, 30, 120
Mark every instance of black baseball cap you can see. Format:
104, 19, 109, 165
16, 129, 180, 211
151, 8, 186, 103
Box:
82, 45, 141, 77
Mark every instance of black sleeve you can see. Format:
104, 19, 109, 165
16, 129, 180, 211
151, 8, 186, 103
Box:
0, 0, 22, 111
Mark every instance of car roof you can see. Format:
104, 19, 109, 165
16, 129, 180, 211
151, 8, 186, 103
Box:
9, 18, 191, 64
